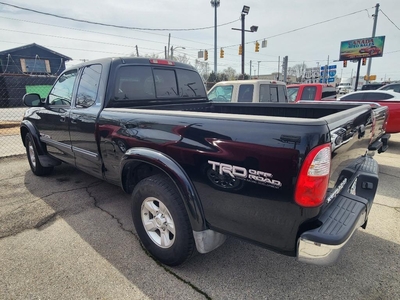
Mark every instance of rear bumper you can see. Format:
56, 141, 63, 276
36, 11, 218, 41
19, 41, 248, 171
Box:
297, 155, 380, 266
297, 195, 367, 265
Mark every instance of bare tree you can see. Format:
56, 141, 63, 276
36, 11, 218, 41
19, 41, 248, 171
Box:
289, 63, 307, 82
194, 59, 209, 81
135, 53, 160, 59
172, 54, 190, 64
222, 67, 237, 80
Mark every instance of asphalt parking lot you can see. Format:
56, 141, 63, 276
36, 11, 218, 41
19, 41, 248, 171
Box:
1, 135, 399, 300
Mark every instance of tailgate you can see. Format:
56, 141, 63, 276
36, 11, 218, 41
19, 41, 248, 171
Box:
371, 105, 388, 140
368, 105, 390, 153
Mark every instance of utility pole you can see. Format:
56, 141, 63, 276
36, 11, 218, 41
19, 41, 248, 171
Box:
211, 0, 220, 75
250, 60, 252, 78
324, 55, 329, 83
135, 45, 139, 57
241, 13, 245, 78
257, 61, 260, 78
277, 56, 280, 80
167, 33, 171, 59
366, 3, 380, 83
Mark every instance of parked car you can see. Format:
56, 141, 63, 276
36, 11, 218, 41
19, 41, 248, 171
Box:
21, 57, 389, 266
338, 90, 400, 133
361, 83, 387, 90
378, 82, 400, 93
287, 83, 337, 102
207, 80, 288, 103
336, 83, 354, 95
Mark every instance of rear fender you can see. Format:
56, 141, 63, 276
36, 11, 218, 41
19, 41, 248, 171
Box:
120, 147, 207, 232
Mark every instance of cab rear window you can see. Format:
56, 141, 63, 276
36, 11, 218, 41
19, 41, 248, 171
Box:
113, 66, 206, 101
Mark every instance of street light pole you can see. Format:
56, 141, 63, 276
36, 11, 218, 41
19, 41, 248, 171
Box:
170, 46, 185, 61
232, 6, 256, 79
211, 0, 220, 75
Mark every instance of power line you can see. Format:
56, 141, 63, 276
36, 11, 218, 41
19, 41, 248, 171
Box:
0, 41, 131, 56
222, 7, 374, 49
0, 16, 216, 48
0, 2, 239, 31
0, 28, 166, 49
379, 9, 400, 31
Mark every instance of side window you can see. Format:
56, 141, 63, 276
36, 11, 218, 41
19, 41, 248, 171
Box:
364, 93, 393, 101
75, 64, 102, 108
238, 84, 254, 102
270, 87, 278, 102
259, 84, 270, 102
340, 93, 365, 101
287, 87, 299, 102
208, 85, 233, 102
48, 70, 78, 106
277, 86, 287, 102
154, 69, 178, 98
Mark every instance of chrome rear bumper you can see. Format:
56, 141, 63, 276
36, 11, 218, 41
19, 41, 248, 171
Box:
297, 208, 366, 266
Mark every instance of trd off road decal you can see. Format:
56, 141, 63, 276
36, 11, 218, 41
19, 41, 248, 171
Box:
208, 160, 282, 189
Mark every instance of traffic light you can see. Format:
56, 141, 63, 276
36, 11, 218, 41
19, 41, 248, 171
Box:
255, 41, 260, 52
238, 45, 242, 55
204, 50, 208, 61
343, 60, 347, 68
362, 57, 367, 66
220, 48, 224, 58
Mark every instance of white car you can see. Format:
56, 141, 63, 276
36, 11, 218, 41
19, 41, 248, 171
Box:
338, 90, 400, 101
336, 83, 353, 95
378, 83, 400, 93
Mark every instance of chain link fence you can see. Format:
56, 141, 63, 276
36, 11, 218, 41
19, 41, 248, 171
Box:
0, 74, 56, 157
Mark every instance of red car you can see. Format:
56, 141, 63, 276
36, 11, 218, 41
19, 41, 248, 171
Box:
359, 45, 381, 56
339, 90, 400, 134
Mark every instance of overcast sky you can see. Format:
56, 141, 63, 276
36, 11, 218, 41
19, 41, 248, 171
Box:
0, 0, 399, 81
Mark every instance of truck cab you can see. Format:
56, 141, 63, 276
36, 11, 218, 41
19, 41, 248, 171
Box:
287, 83, 337, 102
208, 80, 288, 103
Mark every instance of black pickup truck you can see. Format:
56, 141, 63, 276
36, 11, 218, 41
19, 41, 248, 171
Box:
21, 57, 390, 266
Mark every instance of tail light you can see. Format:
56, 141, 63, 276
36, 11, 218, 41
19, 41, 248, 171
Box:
295, 143, 331, 207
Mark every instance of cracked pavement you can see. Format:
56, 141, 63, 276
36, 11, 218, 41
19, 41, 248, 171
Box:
1, 135, 400, 299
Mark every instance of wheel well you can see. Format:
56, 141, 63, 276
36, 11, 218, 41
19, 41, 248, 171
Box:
122, 161, 163, 194
20, 126, 29, 146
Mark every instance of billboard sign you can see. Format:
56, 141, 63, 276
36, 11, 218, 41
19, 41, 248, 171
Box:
339, 36, 385, 61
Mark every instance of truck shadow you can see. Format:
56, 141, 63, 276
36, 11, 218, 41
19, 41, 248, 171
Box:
24, 164, 400, 300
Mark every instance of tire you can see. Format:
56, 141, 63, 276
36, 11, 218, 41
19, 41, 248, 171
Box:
131, 174, 195, 266
25, 133, 53, 176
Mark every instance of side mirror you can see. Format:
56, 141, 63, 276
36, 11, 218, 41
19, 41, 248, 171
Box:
23, 93, 43, 107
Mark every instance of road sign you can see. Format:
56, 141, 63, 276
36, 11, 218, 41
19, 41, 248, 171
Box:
320, 64, 337, 83
364, 75, 377, 81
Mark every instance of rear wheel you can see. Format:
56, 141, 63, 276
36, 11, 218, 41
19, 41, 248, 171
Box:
131, 174, 195, 266
25, 133, 53, 176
